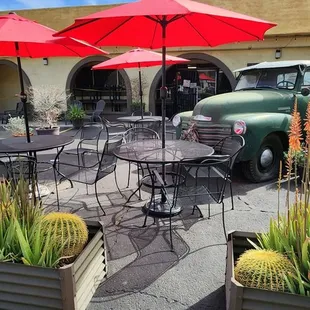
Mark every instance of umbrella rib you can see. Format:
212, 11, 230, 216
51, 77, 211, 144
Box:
183, 16, 212, 46
61, 43, 83, 57
202, 14, 261, 40
56, 18, 100, 36
167, 15, 185, 24
94, 16, 133, 46
150, 20, 158, 49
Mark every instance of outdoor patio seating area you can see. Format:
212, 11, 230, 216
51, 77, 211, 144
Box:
1, 1, 310, 309
0, 125, 286, 309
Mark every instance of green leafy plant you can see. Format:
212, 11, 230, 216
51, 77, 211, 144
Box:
14, 217, 66, 267
131, 101, 145, 112
68, 104, 85, 120
0, 179, 65, 267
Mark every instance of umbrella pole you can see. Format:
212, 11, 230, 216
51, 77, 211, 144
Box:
15, 43, 31, 143
160, 18, 167, 149
138, 64, 144, 119
160, 18, 168, 204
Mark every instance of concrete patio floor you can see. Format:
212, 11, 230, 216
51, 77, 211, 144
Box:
0, 126, 288, 310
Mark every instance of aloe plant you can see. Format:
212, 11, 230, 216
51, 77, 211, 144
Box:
0, 179, 67, 267
14, 218, 66, 268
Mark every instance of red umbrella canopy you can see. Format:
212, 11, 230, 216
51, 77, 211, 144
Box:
199, 72, 215, 81
0, 13, 107, 57
92, 48, 189, 70
56, 0, 277, 48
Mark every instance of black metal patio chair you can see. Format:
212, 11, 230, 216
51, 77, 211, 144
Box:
133, 118, 161, 135
1, 102, 24, 124
62, 121, 105, 166
0, 154, 40, 199
122, 127, 159, 200
131, 110, 152, 116
85, 99, 106, 122
144, 155, 231, 250
53, 136, 123, 214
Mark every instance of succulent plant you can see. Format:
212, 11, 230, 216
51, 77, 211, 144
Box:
235, 249, 295, 292
42, 212, 88, 257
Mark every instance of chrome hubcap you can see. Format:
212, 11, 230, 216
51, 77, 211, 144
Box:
260, 149, 274, 168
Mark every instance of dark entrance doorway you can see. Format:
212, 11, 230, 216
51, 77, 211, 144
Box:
149, 53, 235, 118
66, 56, 132, 119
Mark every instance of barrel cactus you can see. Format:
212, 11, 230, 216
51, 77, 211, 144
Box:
42, 212, 88, 257
234, 249, 294, 292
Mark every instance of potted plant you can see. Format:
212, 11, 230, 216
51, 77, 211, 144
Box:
0, 178, 107, 310
27, 85, 70, 135
130, 101, 146, 114
4, 116, 33, 137
226, 97, 310, 309
68, 104, 85, 129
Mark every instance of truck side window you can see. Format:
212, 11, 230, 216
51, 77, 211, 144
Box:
303, 70, 310, 86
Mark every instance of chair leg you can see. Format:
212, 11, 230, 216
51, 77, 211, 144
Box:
222, 202, 228, 242
114, 169, 124, 197
192, 205, 203, 218
229, 181, 234, 210
137, 165, 142, 200
208, 203, 211, 219
143, 177, 155, 227
53, 168, 60, 212
127, 162, 131, 188
95, 182, 106, 216
169, 213, 173, 251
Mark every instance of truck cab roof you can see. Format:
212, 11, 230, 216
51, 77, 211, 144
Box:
234, 60, 310, 72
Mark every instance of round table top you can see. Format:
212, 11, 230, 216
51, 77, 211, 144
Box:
114, 139, 214, 164
0, 135, 74, 154
117, 116, 168, 123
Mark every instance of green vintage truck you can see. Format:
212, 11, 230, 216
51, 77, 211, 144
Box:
172, 61, 310, 182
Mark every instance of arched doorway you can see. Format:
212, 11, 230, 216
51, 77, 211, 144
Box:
0, 59, 31, 112
149, 53, 236, 117
66, 56, 132, 119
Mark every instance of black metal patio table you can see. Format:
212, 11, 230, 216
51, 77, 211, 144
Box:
117, 116, 168, 124
114, 139, 214, 216
0, 135, 74, 154
0, 135, 74, 196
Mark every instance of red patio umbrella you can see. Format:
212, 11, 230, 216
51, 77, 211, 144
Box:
55, 0, 277, 149
92, 48, 189, 117
199, 73, 215, 81
0, 12, 107, 142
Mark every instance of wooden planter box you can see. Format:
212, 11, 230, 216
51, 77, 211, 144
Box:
226, 231, 310, 310
0, 221, 107, 310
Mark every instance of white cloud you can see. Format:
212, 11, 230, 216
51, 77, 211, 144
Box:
15, 0, 66, 9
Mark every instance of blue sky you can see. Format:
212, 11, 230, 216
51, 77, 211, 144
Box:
0, 0, 133, 11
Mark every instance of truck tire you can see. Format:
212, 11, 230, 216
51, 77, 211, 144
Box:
242, 134, 283, 183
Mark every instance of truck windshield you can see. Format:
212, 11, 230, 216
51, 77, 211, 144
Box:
235, 67, 298, 91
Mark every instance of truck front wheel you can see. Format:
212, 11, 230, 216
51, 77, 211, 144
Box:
242, 134, 283, 182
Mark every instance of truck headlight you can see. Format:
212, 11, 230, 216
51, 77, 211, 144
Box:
233, 120, 247, 135
172, 114, 181, 127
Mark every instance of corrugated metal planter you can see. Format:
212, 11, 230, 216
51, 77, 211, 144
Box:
226, 231, 310, 310
0, 220, 107, 310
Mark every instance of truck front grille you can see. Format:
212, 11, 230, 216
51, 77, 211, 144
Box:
182, 120, 232, 147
